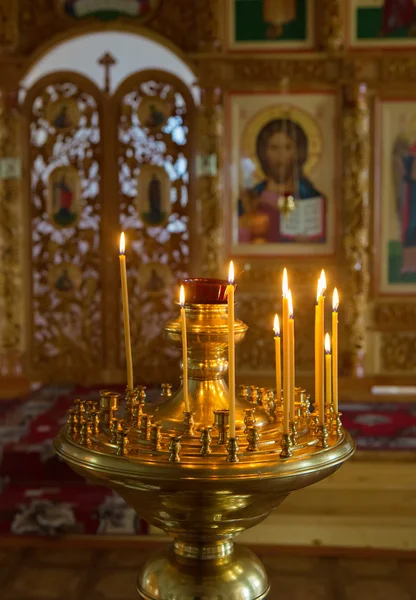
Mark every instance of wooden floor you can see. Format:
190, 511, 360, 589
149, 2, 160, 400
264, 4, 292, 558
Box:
0, 540, 415, 599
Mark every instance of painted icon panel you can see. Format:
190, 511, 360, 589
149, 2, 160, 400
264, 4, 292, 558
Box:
229, 0, 314, 50
47, 166, 82, 229
227, 92, 337, 256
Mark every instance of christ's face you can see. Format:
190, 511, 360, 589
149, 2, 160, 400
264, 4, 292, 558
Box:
264, 131, 296, 183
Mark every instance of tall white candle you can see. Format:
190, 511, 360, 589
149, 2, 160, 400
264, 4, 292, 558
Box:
179, 285, 190, 412
288, 290, 295, 423
119, 233, 133, 392
282, 269, 290, 434
332, 288, 339, 413
227, 261, 236, 438
315, 270, 326, 425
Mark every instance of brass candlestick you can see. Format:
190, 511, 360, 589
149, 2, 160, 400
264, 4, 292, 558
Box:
54, 279, 354, 600
213, 408, 230, 444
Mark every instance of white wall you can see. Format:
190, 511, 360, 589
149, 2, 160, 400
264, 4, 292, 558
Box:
21, 31, 199, 101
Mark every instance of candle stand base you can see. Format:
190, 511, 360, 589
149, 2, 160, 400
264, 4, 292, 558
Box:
54, 293, 354, 600
137, 542, 269, 600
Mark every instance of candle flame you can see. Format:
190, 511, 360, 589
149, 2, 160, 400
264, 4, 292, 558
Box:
228, 261, 234, 285
282, 268, 288, 298
119, 232, 125, 255
179, 284, 185, 307
288, 289, 294, 318
333, 287, 339, 311
320, 269, 327, 290
325, 333, 331, 354
317, 270, 326, 301
273, 314, 280, 336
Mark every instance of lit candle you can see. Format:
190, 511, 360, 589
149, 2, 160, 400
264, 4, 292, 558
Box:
179, 285, 190, 412
332, 288, 339, 413
288, 290, 295, 423
282, 268, 290, 434
227, 261, 236, 438
119, 232, 134, 392
315, 270, 326, 425
325, 333, 332, 407
273, 314, 281, 402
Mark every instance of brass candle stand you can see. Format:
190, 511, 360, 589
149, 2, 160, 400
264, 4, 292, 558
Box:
54, 279, 354, 600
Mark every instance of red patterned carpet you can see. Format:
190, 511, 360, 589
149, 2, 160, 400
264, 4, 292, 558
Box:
0, 385, 415, 538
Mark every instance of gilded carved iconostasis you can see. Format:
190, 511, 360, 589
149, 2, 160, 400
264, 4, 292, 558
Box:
0, 0, 416, 385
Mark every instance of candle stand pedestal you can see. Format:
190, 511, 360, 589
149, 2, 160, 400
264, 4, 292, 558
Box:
54, 280, 354, 600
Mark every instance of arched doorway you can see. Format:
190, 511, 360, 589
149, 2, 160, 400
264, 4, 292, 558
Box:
22, 31, 197, 384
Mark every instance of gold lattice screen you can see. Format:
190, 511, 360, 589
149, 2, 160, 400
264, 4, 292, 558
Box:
24, 71, 194, 385
116, 73, 194, 384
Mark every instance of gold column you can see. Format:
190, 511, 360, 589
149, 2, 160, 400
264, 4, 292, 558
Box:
318, 0, 344, 53
0, 89, 24, 376
193, 0, 223, 276
342, 84, 370, 376
194, 0, 222, 53
196, 85, 224, 277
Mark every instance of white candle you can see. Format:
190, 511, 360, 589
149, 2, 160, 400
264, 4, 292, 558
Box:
227, 261, 236, 438
325, 333, 332, 407
288, 290, 295, 423
282, 269, 290, 434
315, 270, 326, 425
273, 314, 281, 403
332, 288, 339, 413
119, 233, 133, 392
179, 285, 190, 412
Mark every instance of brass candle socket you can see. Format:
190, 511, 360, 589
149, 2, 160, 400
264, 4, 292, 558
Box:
125, 389, 136, 422
135, 385, 147, 403
110, 418, 120, 444
246, 425, 260, 452
140, 414, 153, 441
249, 385, 259, 404
300, 392, 311, 420
150, 422, 163, 452
183, 411, 195, 436
243, 407, 256, 433
273, 400, 283, 425
213, 408, 230, 444
131, 401, 144, 429
239, 384, 249, 401
84, 401, 93, 420
290, 421, 298, 446
317, 424, 329, 449
116, 429, 128, 456
259, 387, 269, 407
332, 412, 343, 437
99, 390, 120, 428
200, 426, 212, 456
79, 421, 91, 446
89, 411, 99, 436
309, 414, 319, 437
280, 433, 293, 458
168, 436, 181, 462
74, 399, 85, 419
226, 436, 240, 462
325, 404, 335, 429
161, 383, 172, 398
67, 409, 77, 438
